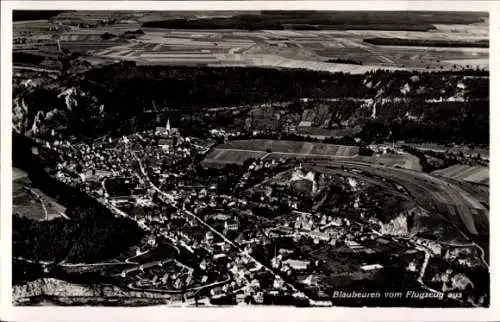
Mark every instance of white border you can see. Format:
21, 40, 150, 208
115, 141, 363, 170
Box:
1, 2, 499, 322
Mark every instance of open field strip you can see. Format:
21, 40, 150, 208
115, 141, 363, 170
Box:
432, 165, 489, 185
13, 168, 28, 181
347, 29, 488, 41
219, 140, 359, 156
444, 59, 488, 67
74, 27, 489, 70
433, 23, 489, 37
376, 45, 488, 53
202, 149, 267, 166
244, 55, 404, 73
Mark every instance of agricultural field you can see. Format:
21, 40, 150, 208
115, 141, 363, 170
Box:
202, 140, 359, 168
354, 153, 423, 171
13, 168, 67, 221
219, 139, 359, 156
432, 165, 489, 185
201, 148, 267, 168
403, 143, 489, 160
13, 11, 489, 73
92, 28, 488, 71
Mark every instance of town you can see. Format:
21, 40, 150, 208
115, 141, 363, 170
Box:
14, 114, 487, 307
10, 9, 489, 309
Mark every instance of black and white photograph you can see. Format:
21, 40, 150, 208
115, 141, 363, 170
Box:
2, 1, 496, 317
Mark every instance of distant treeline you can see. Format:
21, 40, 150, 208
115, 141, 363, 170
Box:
326, 58, 363, 65
364, 38, 489, 48
143, 20, 435, 31
142, 11, 486, 31
13, 52, 46, 66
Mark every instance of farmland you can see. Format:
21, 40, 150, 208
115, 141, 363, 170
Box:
219, 140, 359, 156
13, 168, 67, 221
402, 143, 489, 160
13, 11, 489, 73
202, 140, 359, 168
204, 140, 422, 171
354, 153, 422, 171
363, 38, 488, 48
432, 165, 489, 185
11, 11, 490, 308
201, 149, 267, 167
93, 28, 488, 71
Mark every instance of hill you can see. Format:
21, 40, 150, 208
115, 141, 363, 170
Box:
13, 65, 489, 145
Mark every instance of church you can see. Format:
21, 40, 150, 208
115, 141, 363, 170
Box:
155, 119, 179, 152
155, 119, 179, 138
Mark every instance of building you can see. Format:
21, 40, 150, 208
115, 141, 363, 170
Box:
360, 263, 384, 271
155, 119, 179, 138
210, 286, 225, 298
158, 138, 174, 150
224, 219, 240, 232
273, 276, 285, 289
214, 253, 227, 260
205, 231, 214, 244
345, 240, 363, 249
301, 274, 319, 287
236, 293, 247, 304
253, 291, 264, 304
283, 259, 310, 271
306, 230, 331, 242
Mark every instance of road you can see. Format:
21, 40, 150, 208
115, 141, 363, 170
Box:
130, 149, 311, 301
429, 240, 489, 269
127, 276, 231, 294
212, 146, 487, 238
303, 159, 488, 238
135, 144, 487, 304
102, 197, 151, 231
13, 65, 60, 74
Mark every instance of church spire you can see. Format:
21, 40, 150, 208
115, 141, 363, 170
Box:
166, 119, 171, 131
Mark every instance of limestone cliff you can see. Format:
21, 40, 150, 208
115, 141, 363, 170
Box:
13, 278, 175, 305
379, 213, 408, 236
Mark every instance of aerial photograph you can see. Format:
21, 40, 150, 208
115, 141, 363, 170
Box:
11, 10, 489, 307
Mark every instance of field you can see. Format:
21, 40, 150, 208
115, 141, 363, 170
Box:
220, 139, 359, 156
403, 143, 489, 160
202, 140, 359, 168
13, 168, 67, 221
201, 149, 267, 167
355, 153, 422, 171
363, 38, 488, 48
432, 165, 489, 185
92, 28, 488, 71
13, 11, 489, 73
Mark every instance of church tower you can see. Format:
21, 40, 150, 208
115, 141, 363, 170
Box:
166, 119, 171, 132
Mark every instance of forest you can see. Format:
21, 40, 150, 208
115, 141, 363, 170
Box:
13, 10, 65, 21
142, 11, 486, 32
13, 205, 145, 263
12, 134, 145, 264
363, 38, 489, 48
15, 65, 489, 145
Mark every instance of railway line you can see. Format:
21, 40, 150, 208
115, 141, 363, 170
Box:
299, 158, 488, 239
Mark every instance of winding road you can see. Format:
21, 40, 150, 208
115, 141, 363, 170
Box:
303, 159, 488, 238
130, 149, 311, 301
